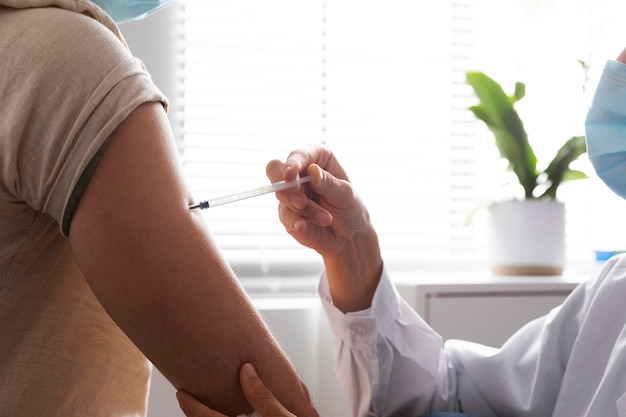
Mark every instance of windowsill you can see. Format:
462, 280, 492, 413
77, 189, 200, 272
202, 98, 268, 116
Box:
240, 254, 611, 299
242, 275, 320, 299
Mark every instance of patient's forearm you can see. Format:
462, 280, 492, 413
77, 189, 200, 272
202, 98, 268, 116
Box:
142, 237, 316, 416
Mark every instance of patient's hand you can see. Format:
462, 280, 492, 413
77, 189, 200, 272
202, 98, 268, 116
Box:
177, 363, 297, 417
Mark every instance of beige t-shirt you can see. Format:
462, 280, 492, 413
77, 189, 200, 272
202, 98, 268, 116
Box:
0, 2, 167, 415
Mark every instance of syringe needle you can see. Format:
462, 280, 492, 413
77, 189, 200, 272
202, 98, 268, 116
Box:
189, 175, 312, 210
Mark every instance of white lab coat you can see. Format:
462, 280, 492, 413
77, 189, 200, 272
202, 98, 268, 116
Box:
319, 254, 626, 417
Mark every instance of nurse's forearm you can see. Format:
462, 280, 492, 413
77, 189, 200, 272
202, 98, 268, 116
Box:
324, 226, 383, 313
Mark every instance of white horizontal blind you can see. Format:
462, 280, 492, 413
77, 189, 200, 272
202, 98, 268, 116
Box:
318, 1, 460, 268
179, 0, 472, 277
180, 1, 325, 277
174, 0, 626, 279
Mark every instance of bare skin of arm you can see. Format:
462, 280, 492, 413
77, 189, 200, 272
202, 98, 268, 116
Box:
175, 145, 384, 416
177, 363, 297, 417
69, 102, 319, 417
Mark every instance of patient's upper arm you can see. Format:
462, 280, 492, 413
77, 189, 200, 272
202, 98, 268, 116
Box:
69, 102, 317, 416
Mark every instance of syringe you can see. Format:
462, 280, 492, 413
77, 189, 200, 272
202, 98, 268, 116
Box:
189, 175, 312, 210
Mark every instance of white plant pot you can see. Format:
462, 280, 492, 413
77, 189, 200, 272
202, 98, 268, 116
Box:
488, 200, 565, 276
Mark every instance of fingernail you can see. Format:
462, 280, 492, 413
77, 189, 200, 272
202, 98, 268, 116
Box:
283, 166, 296, 180
315, 211, 332, 225
242, 363, 257, 378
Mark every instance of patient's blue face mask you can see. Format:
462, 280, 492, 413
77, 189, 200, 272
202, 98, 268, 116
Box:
585, 60, 626, 199
91, 0, 175, 23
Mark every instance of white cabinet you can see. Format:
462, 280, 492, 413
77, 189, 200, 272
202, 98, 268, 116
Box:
394, 272, 584, 347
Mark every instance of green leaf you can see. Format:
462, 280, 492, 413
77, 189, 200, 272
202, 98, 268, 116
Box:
562, 169, 588, 181
466, 71, 538, 198
468, 105, 494, 127
465, 70, 588, 201
539, 135, 587, 199
512, 81, 526, 102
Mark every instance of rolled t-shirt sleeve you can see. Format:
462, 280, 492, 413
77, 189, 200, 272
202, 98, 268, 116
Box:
0, 6, 167, 236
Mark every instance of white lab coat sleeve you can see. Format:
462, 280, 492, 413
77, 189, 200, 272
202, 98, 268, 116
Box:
445, 262, 615, 417
319, 256, 626, 417
319, 266, 457, 417
319, 263, 605, 417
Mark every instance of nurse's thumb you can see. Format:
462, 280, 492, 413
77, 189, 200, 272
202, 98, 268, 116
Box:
239, 363, 296, 417
309, 163, 355, 206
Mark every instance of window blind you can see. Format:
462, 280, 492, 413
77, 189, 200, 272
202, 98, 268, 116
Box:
178, 0, 475, 277
180, 1, 325, 278
124, 0, 626, 282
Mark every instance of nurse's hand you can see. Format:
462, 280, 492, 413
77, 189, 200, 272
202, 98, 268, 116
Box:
177, 363, 296, 417
266, 145, 383, 313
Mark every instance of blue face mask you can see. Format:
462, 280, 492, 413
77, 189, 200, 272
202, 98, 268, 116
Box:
90, 0, 175, 23
585, 60, 626, 199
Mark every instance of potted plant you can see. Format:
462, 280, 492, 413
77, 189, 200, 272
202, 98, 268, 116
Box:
466, 71, 587, 275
